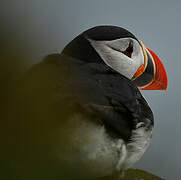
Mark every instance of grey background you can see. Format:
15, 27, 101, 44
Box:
1, 0, 180, 179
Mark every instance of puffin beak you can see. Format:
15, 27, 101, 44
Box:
133, 41, 168, 90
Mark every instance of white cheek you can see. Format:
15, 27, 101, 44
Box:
132, 41, 144, 60
99, 44, 135, 79
106, 38, 129, 52
89, 38, 144, 79
132, 42, 145, 69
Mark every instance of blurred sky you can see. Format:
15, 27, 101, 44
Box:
1, 0, 181, 179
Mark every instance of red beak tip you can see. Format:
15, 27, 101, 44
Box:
145, 47, 168, 91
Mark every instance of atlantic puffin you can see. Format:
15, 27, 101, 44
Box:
19, 26, 167, 180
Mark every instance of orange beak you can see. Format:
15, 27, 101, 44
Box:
133, 42, 168, 90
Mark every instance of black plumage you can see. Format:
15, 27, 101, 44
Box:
21, 52, 153, 142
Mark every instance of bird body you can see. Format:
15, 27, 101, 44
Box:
18, 26, 167, 179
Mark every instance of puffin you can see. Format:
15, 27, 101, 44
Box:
19, 26, 167, 180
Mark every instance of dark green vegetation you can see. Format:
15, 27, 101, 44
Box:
122, 169, 164, 180
97, 169, 164, 180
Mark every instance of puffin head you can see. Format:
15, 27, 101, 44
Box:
62, 26, 167, 90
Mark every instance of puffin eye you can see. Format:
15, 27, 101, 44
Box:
121, 41, 133, 58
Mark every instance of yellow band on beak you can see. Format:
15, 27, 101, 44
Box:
139, 40, 148, 71
133, 40, 148, 79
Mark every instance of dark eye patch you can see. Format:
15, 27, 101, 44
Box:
108, 40, 134, 58
121, 41, 133, 58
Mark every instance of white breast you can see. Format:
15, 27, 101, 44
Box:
123, 122, 153, 170
53, 114, 152, 179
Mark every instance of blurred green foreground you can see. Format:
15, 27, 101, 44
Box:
121, 169, 164, 180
